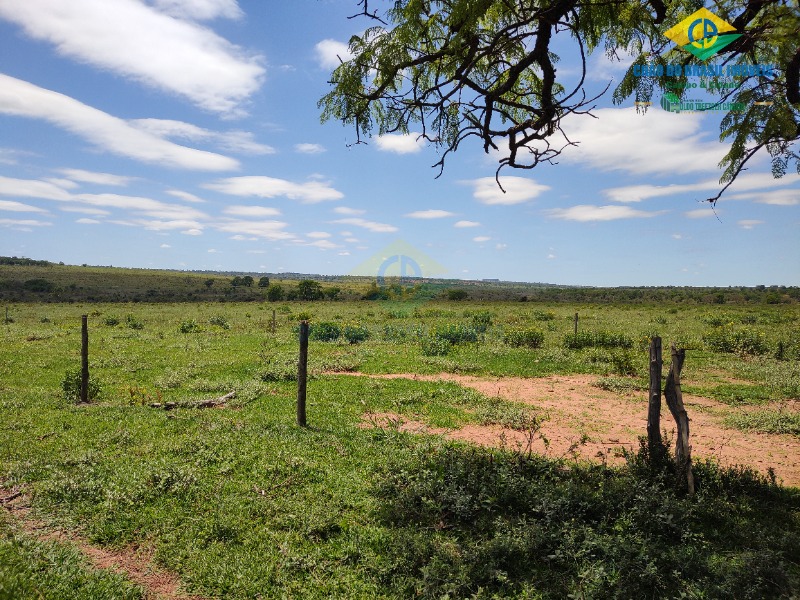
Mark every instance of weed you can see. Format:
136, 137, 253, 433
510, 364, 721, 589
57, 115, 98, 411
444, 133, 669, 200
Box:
208, 315, 230, 329
503, 327, 545, 348
421, 335, 451, 356
179, 319, 200, 333
563, 331, 634, 349
309, 321, 341, 342
60, 369, 101, 403
342, 322, 369, 344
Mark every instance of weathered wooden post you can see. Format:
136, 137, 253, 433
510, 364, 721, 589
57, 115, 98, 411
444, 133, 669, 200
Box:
297, 320, 309, 427
647, 336, 663, 453
665, 344, 694, 494
81, 315, 89, 403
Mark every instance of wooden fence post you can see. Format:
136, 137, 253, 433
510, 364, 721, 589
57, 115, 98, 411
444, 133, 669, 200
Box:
573, 312, 578, 337
664, 344, 694, 494
81, 315, 89, 403
297, 320, 309, 427
647, 336, 663, 454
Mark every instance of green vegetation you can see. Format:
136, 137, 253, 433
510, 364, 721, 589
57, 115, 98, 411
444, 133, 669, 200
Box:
0, 264, 798, 597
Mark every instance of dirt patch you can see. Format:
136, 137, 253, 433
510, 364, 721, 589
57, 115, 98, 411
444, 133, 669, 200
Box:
344, 372, 800, 487
0, 486, 206, 600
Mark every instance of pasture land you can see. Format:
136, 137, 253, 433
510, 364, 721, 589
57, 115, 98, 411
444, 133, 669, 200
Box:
1, 298, 799, 598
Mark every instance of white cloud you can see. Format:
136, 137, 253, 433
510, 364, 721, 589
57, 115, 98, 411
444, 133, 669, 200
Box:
464, 176, 550, 205
729, 186, 800, 206
547, 253, 556, 259
547, 204, 666, 221
76, 218, 100, 224
496, 243, 508, 250
473, 236, 491, 242
77, 193, 208, 221
454, 220, 480, 228
315, 39, 353, 69
605, 173, 800, 203
0, 0, 264, 115
295, 143, 326, 154
58, 168, 133, 186
214, 219, 294, 240
204, 176, 344, 203
160, 243, 171, 248
563, 107, 723, 176
374, 133, 426, 154
166, 190, 205, 203
0, 75, 239, 170
0, 218, 51, 228
208, 248, 218, 253
405, 209, 455, 219
738, 219, 764, 229
223, 205, 281, 217
0, 175, 74, 201
131, 119, 274, 154
149, 0, 243, 21
0, 200, 47, 213
307, 231, 331, 238
308, 239, 339, 249
333, 206, 365, 215
59, 206, 110, 216
332, 217, 398, 233
684, 208, 718, 219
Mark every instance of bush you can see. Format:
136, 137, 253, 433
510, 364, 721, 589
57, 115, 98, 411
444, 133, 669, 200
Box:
179, 319, 200, 333
564, 331, 634, 349
421, 335, 451, 356
309, 321, 341, 342
61, 369, 101, 403
703, 326, 769, 355
125, 314, 143, 330
431, 323, 479, 345
470, 311, 493, 333
342, 322, 369, 344
103, 315, 120, 327
530, 310, 556, 321
504, 327, 545, 348
208, 315, 230, 329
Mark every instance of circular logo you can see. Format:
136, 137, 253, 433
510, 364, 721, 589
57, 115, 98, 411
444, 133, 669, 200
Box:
376, 254, 422, 286
687, 18, 718, 49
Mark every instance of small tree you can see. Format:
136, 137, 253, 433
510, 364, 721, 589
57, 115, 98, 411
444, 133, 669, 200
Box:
231, 276, 243, 287
446, 289, 468, 301
266, 283, 284, 302
324, 286, 341, 301
297, 280, 324, 301
242, 275, 254, 287
258, 276, 270, 288
204, 278, 214, 289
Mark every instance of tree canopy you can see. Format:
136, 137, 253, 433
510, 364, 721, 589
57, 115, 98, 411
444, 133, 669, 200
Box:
320, 0, 799, 203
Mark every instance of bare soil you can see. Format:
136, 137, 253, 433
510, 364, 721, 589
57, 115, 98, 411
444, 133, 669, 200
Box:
348, 372, 800, 487
0, 486, 206, 600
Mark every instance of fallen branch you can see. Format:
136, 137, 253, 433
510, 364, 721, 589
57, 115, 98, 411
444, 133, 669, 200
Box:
149, 391, 236, 410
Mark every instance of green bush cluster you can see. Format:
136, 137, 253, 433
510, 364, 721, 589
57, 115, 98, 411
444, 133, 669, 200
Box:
179, 319, 199, 333
420, 335, 451, 356
309, 321, 341, 342
60, 369, 101, 403
503, 327, 545, 348
208, 315, 230, 329
563, 331, 634, 349
430, 323, 479, 344
342, 322, 369, 344
703, 326, 770, 355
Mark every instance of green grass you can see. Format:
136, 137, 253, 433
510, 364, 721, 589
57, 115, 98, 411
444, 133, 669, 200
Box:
1, 298, 799, 597
725, 409, 800, 436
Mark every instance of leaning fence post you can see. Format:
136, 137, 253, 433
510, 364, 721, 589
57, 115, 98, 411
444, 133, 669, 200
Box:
81, 315, 89, 403
297, 320, 309, 427
647, 336, 663, 454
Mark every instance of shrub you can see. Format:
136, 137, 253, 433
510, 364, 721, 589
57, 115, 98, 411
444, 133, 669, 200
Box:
431, 323, 479, 344
103, 315, 120, 327
470, 310, 493, 333
342, 322, 369, 344
179, 319, 200, 333
564, 331, 634, 349
309, 321, 341, 342
125, 314, 143, 330
703, 326, 769, 356
61, 369, 101, 403
208, 315, 230, 329
504, 327, 545, 348
446, 289, 468, 301
421, 335, 451, 356
382, 324, 408, 342
530, 310, 556, 321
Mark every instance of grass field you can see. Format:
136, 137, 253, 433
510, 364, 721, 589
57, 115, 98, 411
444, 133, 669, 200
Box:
1, 288, 799, 598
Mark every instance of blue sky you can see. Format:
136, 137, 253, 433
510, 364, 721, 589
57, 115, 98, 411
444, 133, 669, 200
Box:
0, 0, 797, 286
